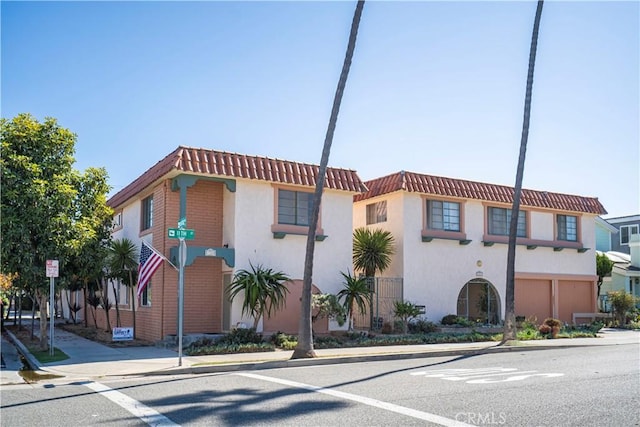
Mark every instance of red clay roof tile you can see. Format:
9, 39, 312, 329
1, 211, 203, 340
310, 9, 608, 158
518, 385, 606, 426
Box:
354, 171, 606, 215
108, 146, 368, 208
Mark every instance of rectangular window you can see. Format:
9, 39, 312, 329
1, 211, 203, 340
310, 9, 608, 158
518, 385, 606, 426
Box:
427, 200, 460, 232
620, 224, 639, 245
117, 282, 129, 306
366, 201, 387, 225
557, 214, 578, 241
113, 212, 122, 229
488, 207, 526, 237
141, 195, 153, 231
141, 282, 151, 307
278, 189, 313, 226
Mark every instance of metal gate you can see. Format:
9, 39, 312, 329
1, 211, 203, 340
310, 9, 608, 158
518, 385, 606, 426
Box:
353, 277, 403, 331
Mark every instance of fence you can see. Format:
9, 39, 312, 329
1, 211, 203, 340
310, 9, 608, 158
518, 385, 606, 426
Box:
353, 277, 403, 331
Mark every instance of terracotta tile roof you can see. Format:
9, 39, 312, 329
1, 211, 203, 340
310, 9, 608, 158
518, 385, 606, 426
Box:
108, 146, 368, 208
354, 171, 607, 215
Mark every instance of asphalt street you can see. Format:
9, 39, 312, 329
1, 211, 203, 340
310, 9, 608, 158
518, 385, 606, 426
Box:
2, 341, 638, 426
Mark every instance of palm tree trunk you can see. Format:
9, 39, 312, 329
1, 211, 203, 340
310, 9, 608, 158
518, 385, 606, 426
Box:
292, 0, 365, 359
503, 0, 544, 343
112, 282, 121, 327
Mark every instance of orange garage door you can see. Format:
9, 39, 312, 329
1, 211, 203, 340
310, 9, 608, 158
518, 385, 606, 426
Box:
557, 280, 595, 324
515, 279, 552, 323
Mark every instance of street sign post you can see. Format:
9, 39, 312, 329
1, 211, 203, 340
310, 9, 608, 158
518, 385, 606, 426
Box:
46, 260, 58, 356
167, 224, 194, 366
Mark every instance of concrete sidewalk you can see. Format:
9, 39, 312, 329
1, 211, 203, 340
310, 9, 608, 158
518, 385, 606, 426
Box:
2, 326, 638, 385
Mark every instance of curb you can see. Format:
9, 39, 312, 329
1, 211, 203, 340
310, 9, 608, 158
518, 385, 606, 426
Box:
3, 328, 46, 374
138, 342, 580, 377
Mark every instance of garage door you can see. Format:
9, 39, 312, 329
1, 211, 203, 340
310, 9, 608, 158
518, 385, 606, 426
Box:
515, 279, 552, 323
558, 280, 594, 323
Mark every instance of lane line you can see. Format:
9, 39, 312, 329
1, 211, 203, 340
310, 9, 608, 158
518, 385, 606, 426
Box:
84, 381, 179, 427
236, 372, 473, 427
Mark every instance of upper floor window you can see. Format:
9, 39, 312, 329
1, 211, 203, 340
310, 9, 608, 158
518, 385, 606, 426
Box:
620, 224, 639, 245
488, 207, 527, 237
366, 201, 387, 225
141, 195, 153, 231
278, 189, 312, 226
427, 200, 460, 232
557, 214, 577, 241
112, 212, 122, 230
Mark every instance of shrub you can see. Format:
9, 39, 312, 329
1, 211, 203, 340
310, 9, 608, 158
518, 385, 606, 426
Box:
269, 331, 297, 349
393, 300, 422, 334
441, 314, 458, 325
217, 328, 264, 346
608, 291, 639, 326
408, 319, 437, 334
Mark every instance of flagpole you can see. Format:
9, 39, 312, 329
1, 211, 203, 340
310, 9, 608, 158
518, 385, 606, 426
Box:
144, 240, 178, 271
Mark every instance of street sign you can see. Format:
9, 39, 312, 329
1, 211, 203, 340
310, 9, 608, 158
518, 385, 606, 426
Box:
46, 260, 59, 278
168, 228, 195, 240
178, 217, 187, 229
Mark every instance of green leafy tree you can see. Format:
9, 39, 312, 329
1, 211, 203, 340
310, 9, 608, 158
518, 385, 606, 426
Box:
596, 253, 614, 299
337, 271, 372, 331
503, 1, 544, 344
293, 0, 365, 360
1, 114, 111, 349
108, 238, 139, 336
227, 263, 291, 330
393, 300, 421, 334
608, 291, 638, 326
352, 227, 395, 278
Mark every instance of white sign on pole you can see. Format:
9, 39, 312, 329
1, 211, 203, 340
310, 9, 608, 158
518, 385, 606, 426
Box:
46, 260, 59, 278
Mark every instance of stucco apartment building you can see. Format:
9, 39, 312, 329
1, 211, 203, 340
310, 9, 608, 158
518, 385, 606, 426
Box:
353, 171, 607, 326
104, 146, 366, 342
96, 147, 607, 342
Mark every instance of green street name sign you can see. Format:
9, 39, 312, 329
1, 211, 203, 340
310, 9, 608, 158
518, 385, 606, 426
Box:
168, 228, 195, 240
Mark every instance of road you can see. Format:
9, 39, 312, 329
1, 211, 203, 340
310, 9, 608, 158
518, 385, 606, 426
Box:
2, 342, 638, 426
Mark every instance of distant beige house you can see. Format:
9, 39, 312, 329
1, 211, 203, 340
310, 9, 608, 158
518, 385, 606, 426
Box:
353, 170, 607, 326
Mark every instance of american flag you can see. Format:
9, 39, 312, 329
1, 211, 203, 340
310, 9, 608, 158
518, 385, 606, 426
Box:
137, 241, 164, 299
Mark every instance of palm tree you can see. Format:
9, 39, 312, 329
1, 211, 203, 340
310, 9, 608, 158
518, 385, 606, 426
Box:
337, 271, 372, 330
352, 227, 395, 278
108, 238, 138, 337
292, 0, 365, 359
503, 0, 544, 343
227, 263, 291, 330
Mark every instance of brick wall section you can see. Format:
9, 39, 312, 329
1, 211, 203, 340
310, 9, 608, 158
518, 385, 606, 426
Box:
94, 179, 225, 341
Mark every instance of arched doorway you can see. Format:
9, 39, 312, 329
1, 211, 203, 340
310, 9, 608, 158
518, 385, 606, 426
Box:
262, 280, 329, 335
456, 279, 501, 325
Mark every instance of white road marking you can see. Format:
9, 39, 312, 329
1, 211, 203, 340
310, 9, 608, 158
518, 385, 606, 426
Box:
236, 372, 474, 427
411, 367, 564, 384
84, 381, 179, 427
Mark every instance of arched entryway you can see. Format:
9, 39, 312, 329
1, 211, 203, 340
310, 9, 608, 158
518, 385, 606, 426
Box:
456, 279, 501, 325
262, 280, 329, 335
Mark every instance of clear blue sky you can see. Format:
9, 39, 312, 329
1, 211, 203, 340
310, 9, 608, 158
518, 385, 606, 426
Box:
2, 1, 638, 217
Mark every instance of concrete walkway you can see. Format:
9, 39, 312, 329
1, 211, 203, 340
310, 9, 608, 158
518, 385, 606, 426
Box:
2, 326, 638, 385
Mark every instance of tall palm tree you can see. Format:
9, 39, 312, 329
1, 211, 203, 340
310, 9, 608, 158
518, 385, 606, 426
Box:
352, 227, 395, 278
292, 0, 365, 359
108, 238, 138, 337
337, 271, 372, 331
227, 262, 290, 330
503, 0, 544, 343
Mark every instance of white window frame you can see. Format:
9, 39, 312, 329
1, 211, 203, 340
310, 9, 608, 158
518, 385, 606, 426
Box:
620, 224, 639, 245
